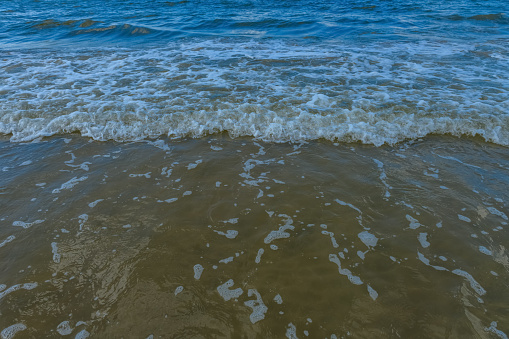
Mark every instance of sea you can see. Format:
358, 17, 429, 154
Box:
0, 0, 508, 337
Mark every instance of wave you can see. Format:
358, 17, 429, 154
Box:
1, 40, 508, 146
468, 13, 509, 23
71, 24, 156, 37
1, 105, 508, 146
446, 13, 509, 24
31, 18, 102, 30
23, 17, 323, 45
26, 19, 162, 43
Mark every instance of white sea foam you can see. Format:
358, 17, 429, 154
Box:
274, 294, 283, 304
0, 283, 38, 301
458, 214, 472, 223
406, 215, 421, 229
264, 214, 294, 244
373, 159, 392, 198
88, 199, 104, 208
286, 323, 298, 339
51, 242, 61, 263
1, 324, 27, 339
174, 286, 184, 296
1, 40, 507, 146
329, 254, 363, 285
358, 231, 378, 248
219, 256, 234, 264
452, 269, 486, 296
244, 289, 268, 324
255, 248, 264, 263
56, 321, 73, 336
485, 321, 508, 339
418, 233, 430, 248
213, 230, 238, 239
52, 176, 88, 193
12, 219, 45, 229
187, 160, 202, 170
75, 329, 90, 339
479, 246, 492, 256
217, 279, 243, 301
193, 264, 204, 280
487, 207, 508, 221
367, 285, 378, 301
319, 230, 337, 248
0, 235, 15, 248
78, 214, 88, 231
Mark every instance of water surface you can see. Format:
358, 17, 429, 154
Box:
1, 0, 509, 337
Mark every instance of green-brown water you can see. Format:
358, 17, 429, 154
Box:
1, 135, 508, 338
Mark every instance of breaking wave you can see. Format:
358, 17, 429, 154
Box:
1, 39, 508, 146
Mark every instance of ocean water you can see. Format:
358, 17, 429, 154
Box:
1, 0, 509, 337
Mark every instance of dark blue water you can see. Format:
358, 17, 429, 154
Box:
2, 0, 509, 48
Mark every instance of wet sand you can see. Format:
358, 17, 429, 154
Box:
0, 135, 508, 338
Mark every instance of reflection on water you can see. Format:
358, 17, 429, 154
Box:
0, 135, 508, 337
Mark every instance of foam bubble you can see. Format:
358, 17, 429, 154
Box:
0, 282, 38, 300
52, 176, 88, 193
406, 215, 421, 229
75, 329, 90, 339
329, 254, 363, 285
367, 285, 378, 301
174, 286, 184, 296
418, 233, 430, 248
244, 289, 268, 324
51, 242, 61, 263
487, 207, 508, 221
458, 214, 472, 223
1, 324, 27, 339
0, 235, 15, 248
56, 321, 73, 336
264, 215, 294, 244
12, 219, 45, 229
358, 231, 378, 248
479, 246, 492, 256
273, 294, 283, 304
193, 264, 204, 280
217, 279, 243, 301
322, 231, 339, 248
213, 230, 239, 239
452, 269, 486, 296
219, 256, 234, 264
88, 199, 104, 208
286, 323, 298, 339
417, 252, 448, 272
255, 248, 264, 264
485, 321, 508, 339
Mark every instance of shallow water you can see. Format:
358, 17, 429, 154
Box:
0, 135, 508, 337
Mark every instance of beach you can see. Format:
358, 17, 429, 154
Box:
1, 0, 509, 337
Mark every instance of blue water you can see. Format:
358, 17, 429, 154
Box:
2, 0, 509, 47
0, 0, 508, 144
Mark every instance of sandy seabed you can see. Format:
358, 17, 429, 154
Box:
0, 134, 508, 338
